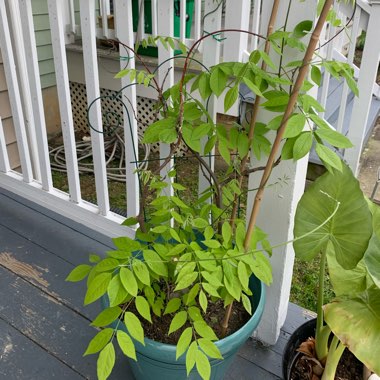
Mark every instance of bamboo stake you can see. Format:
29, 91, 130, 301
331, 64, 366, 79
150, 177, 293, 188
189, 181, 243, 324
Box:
243, 0, 334, 250
221, 0, 281, 337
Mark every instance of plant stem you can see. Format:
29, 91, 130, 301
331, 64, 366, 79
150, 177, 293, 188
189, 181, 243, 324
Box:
321, 336, 345, 380
221, 0, 280, 338
243, 0, 334, 250
230, 0, 280, 226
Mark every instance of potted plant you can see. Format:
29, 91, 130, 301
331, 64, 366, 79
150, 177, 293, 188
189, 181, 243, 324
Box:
67, 1, 358, 379
284, 162, 380, 380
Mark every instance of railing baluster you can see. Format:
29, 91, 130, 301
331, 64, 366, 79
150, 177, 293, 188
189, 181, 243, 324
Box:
336, 5, 361, 134
198, 0, 223, 195
250, 0, 261, 51
80, 0, 110, 216
48, 0, 81, 203
101, 0, 110, 38
0, 0, 33, 182
0, 117, 10, 173
137, 0, 146, 44
151, 0, 158, 36
114, 0, 140, 217
19, 0, 53, 191
193, 0, 201, 41
157, 0, 174, 194
179, 0, 186, 43
8, 0, 41, 181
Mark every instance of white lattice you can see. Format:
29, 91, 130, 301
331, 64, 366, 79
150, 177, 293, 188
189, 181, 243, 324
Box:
69, 81, 187, 155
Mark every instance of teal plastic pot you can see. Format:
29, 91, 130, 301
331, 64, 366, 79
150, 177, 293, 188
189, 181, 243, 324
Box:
104, 275, 265, 380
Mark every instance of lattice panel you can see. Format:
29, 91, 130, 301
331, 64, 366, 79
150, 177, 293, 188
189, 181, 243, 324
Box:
69, 82, 187, 156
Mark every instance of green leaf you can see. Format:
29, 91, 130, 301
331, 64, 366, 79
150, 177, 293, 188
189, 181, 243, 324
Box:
281, 137, 296, 160
142, 118, 176, 144
186, 284, 200, 305
293, 162, 372, 268
258, 51, 276, 70
186, 341, 197, 375
237, 261, 249, 291
112, 236, 141, 252
107, 274, 128, 307
210, 67, 228, 97
198, 72, 212, 100
175, 272, 198, 291
84, 328, 113, 356
222, 221, 232, 247
193, 218, 209, 229
196, 349, 211, 380
202, 283, 220, 298
202, 240, 221, 249
199, 290, 208, 313
92, 306, 122, 327
188, 306, 203, 322
176, 327, 193, 359
315, 143, 342, 172
364, 232, 380, 288
293, 132, 313, 160
97, 342, 115, 380
283, 114, 306, 139
66, 264, 92, 282
132, 260, 150, 286
311, 65, 322, 86
224, 86, 238, 112
168, 310, 188, 334
235, 223, 245, 252
315, 128, 353, 149
116, 330, 136, 361
218, 139, 231, 165
242, 77, 264, 97
85, 273, 112, 305
292, 20, 313, 38
324, 287, 380, 375
193, 321, 218, 340
198, 338, 223, 359
242, 293, 252, 315
89, 254, 101, 263
237, 134, 250, 159
119, 267, 138, 297
164, 297, 181, 314
95, 258, 119, 272
204, 135, 216, 155
124, 312, 145, 345
135, 296, 152, 322
143, 250, 168, 277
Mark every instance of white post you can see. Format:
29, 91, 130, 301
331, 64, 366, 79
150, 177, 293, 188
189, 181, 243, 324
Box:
157, 0, 174, 191
19, 0, 53, 191
48, 0, 82, 203
247, 0, 317, 345
7, 1, 41, 181
198, 0, 222, 195
0, 117, 10, 173
80, 0, 110, 216
345, 0, 380, 175
114, 0, 140, 218
0, 0, 33, 183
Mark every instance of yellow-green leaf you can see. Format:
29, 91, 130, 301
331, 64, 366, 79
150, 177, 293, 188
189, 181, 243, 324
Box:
97, 343, 115, 380
116, 330, 137, 361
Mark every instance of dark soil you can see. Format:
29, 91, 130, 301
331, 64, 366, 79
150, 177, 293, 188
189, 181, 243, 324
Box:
129, 299, 251, 345
290, 349, 363, 380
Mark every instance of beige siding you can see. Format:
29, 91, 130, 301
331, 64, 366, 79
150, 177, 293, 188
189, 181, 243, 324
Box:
0, 50, 20, 170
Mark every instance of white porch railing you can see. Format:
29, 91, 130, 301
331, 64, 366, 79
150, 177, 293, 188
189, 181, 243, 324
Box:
0, 0, 379, 345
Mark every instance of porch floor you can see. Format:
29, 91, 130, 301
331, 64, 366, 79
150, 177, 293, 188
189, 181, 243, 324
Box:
0, 188, 315, 380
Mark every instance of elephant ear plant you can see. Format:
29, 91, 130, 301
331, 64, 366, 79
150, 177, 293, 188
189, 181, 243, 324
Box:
293, 162, 380, 379
66, 1, 358, 379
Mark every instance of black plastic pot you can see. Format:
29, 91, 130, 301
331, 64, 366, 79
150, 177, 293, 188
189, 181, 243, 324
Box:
282, 318, 316, 380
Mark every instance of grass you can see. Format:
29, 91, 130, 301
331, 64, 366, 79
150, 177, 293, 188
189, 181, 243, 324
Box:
290, 257, 335, 312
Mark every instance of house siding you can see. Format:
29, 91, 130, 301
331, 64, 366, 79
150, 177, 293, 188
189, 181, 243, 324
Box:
32, 0, 56, 89
0, 50, 20, 170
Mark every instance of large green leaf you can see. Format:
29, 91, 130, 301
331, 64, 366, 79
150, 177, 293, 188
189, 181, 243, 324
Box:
324, 287, 380, 375
364, 202, 380, 287
293, 163, 372, 269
